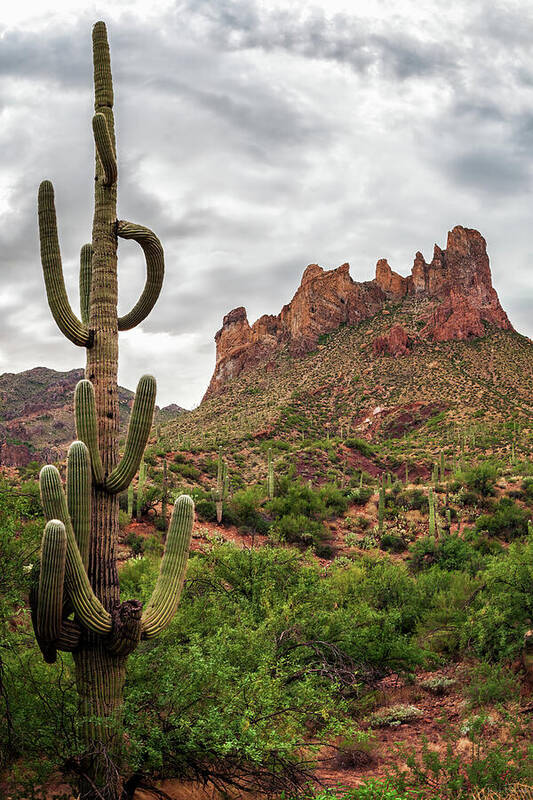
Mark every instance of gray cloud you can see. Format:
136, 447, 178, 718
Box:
0, 0, 532, 407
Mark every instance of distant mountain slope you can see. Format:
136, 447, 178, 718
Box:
158, 247, 531, 488
0, 367, 184, 467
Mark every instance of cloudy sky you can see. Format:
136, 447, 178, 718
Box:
1, 0, 532, 408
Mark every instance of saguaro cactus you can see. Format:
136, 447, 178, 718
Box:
267, 447, 275, 500
31, 22, 193, 798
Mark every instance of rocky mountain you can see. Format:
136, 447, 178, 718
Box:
205, 226, 512, 398
0, 367, 184, 467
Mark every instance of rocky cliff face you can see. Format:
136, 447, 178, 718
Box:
205, 226, 513, 398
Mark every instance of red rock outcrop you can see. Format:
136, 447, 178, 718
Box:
204, 226, 513, 398
372, 324, 411, 357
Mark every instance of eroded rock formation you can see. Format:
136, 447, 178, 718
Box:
205, 226, 512, 398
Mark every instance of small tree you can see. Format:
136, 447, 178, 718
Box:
31, 22, 193, 799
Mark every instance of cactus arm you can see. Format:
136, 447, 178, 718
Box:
93, 21, 114, 111
57, 619, 82, 652
66, 441, 91, 568
37, 520, 67, 644
38, 181, 92, 348
105, 375, 156, 494
117, 222, 164, 331
141, 495, 193, 639
92, 113, 117, 186
79, 244, 93, 325
40, 465, 112, 635
74, 380, 105, 485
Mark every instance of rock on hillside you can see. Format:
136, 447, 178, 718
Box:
205, 226, 512, 398
0, 367, 185, 467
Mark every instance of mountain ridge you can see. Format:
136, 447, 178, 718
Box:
204, 225, 512, 399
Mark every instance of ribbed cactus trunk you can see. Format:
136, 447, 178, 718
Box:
76, 25, 123, 766
32, 22, 194, 800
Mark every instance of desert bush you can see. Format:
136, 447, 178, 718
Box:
409, 535, 484, 574
369, 704, 422, 727
459, 463, 499, 497
419, 675, 456, 695
228, 486, 270, 533
475, 498, 529, 541
346, 437, 375, 458
380, 533, 407, 554
350, 487, 373, 505
463, 662, 520, 706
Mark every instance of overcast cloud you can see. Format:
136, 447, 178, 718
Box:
1, 0, 532, 408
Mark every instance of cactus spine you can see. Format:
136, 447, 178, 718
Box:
33, 22, 193, 798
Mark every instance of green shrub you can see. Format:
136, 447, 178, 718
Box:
351, 487, 373, 505
459, 463, 499, 497
409, 535, 484, 574
195, 498, 217, 523
464, 662, 520, 706
380, 533, 407, 553
169, 461, 201, 481
476, 497, 530, 541
272, 513, 326, 545
419, 675, 456, 695
369, 704, 422, 727
393, 488, 428, 512
228, 486, 270, 533
346, 437, 375, 458
126, 530, 145, 555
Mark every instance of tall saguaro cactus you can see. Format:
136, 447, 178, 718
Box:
31, 22, 193, 797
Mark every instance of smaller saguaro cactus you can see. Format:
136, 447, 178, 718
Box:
214, 447, 225, 524
404, 462, 409, 485
160, 458, 168, 532
440, 451, 445, 482
127, 483, 133, 519
428, 488, 436, 538
267, 447, 275, 500
136, 457, 146, 519
378, 486, 385, 533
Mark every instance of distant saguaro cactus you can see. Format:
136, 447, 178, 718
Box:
267, 447, 275, 500
31, 22, 193, 798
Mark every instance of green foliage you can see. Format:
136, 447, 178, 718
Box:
126, 530, 145, 555
408, 535, 484, 574
346, 437, 375, 458
460, 534, 533, 660
271, 513, 326, 545
380, 533, 407, 554
420, 675, 456, 695
350, 486, 373, 505
464, 662, 520, 706
227, 486, 270, 533
301, 783, 430, 800
169, 460, 201, 481
459, 462, 499, 497
195, 497, 218, 523
396, 716, 533, 797
475, 497, 530, 541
